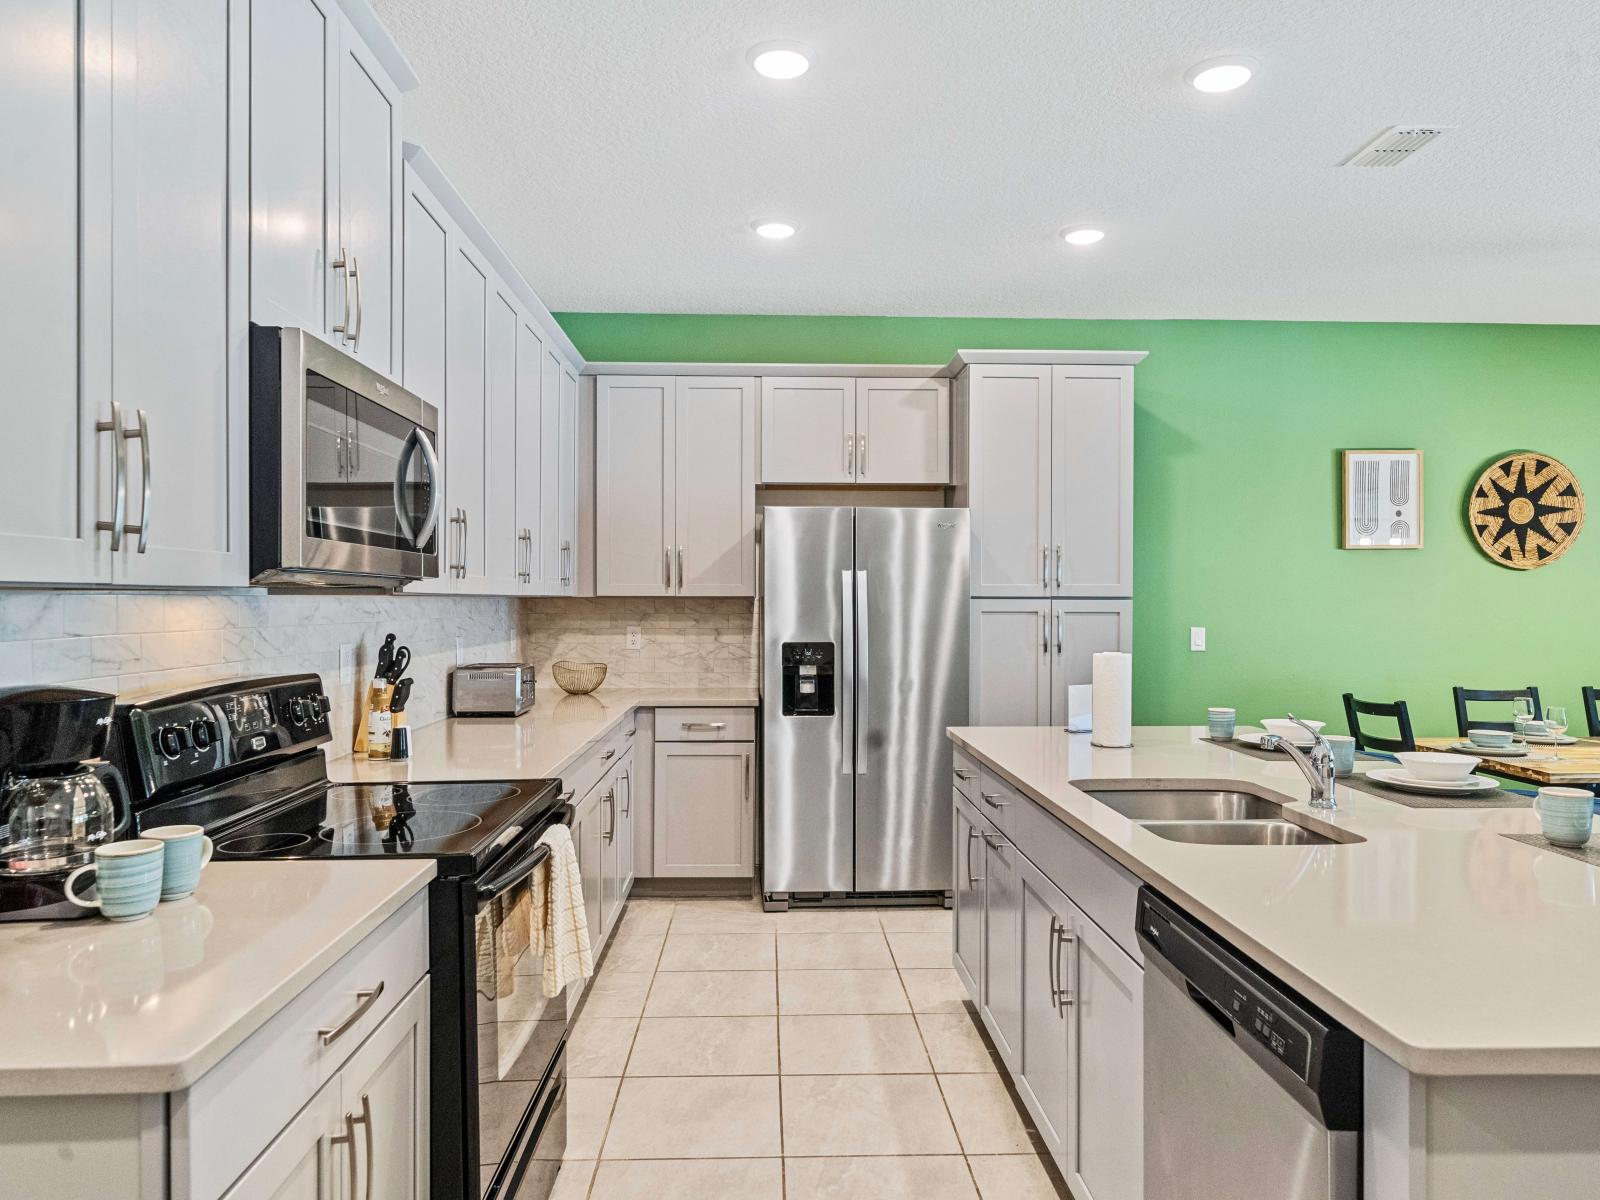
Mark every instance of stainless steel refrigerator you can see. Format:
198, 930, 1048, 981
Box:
762, 506, 970, 906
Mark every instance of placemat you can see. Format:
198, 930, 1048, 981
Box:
1503, 833, 1600, 865
1339, 772, 1533, 810
1202, 736, 1298, 763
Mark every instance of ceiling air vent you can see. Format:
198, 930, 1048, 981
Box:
1339, 125, 1450, 168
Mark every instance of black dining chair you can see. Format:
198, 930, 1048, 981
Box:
1583, 686, 1600, 738
1450, 686, 1542, 737
1342, 694, 1417, 754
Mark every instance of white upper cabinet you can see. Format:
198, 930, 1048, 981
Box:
251, 0, 402, 375
758, 376, 949, 485
3, 0, 248, 588
759, 377, 854, 484
962, 362, 1134, 599
596, 376, 756, 597
855, 377, 950, 484
399, 162, 448, 409
513, 319, 545, 591
535, 347, 567, 593
484, 285, 520, 589
444, 240, 488, 585
558, 364, 580, 594
965, 367, 1053, 596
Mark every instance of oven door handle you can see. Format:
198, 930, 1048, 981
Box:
477, 839, 551, 903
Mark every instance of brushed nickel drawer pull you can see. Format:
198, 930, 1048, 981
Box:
684, 721, 727, 732
954, 768, 975, 780
318, 981, 385, 1047
981, 791, 1007, 808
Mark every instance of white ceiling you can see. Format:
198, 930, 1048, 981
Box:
371, 0, 1600, 323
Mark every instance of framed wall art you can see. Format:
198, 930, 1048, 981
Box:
1343, 450, 1423, 549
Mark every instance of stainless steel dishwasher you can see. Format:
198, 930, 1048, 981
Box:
1137, 888, 1363, 1200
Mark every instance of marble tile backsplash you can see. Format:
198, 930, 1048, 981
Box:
522, 597, 758, 690
0, 592, 521, 759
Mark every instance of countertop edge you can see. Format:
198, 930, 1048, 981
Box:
947, 729, 1600, 1077
0, 862, 436, 1098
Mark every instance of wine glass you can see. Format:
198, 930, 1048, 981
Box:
1512, 697, 1535, 740
1546, 706, 1570, 760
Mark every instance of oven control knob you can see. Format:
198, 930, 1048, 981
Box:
190, 718, 214, 752
288, 697, 308, 726
157, 725, 187, 760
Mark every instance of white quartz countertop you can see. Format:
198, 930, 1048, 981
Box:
328, 686, 759, 786
950, 725, 1600, 1076
0, 860, 433, 1096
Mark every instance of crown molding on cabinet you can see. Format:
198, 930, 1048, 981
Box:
401, 142, 585, 370
583, 351, 1147, 379
340, 0, 420, 91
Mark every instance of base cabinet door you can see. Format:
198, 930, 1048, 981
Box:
978, 830, 1021, 1068
952, 795, 984, 997
600, 772, 623, 936
338, 979, 429, 1200
221, 1075, 341, 1199
575, 800, 603, 948
653, 742, 754, 877
1066, 901, 1143, 1200
970, 600, 1052, 725
616, 753, 637, 900
1015, 856, 1074, 1162
1048, 600, 1132, 725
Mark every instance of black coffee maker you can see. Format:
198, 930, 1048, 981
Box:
0, 687, 129, 921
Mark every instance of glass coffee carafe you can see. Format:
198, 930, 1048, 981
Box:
1, 763, 127, 875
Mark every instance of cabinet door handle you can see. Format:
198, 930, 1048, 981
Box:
330, 1110, 359, 1200
844, 433, 855, 477
337, 433, 346, 476
318, 981, 385, 1046
462, 508, 469, 575
604, 788, 615, 842
980, 791, 1007, 809
127, 408, 150, 554
349, 256, 363, 349
1042, 611, 1049, 656
352, 1092, 374, 1200
981, 831, 1006, 853
744, 752, 752, 809
95, 401, 128, 551
858, 433, 867, 476
953, 768, 975, 781
1042, 545, 1049, 590
966, 826, 980, 886
1055, 924, 1077, 1012
331, 247, 352, 340
676, 546, 685, 591
563, 541, 571, 587
1047, 914, 1061, 1003
350, 416, 360, 473
600, 748, 617, 761
1054, 544, 1062, 589
664, 545, 671, 589
620, 771, 630, 816
1055, 612, 1063, 655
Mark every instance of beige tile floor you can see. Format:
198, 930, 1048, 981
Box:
552, 898, 1066, 1200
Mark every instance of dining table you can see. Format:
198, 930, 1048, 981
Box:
1416, 735, 1600, 788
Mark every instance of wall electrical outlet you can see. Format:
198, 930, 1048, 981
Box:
626, 626, 643, 650
339, 643, 357, 685
455, 629, 466, 666
1189, 627, 1207, 652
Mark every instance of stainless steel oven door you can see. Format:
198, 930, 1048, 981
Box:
476, 836, 569, 1198
268, 327, 441, 585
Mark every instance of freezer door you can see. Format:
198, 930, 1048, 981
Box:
762, 506, 855, 894
854, 508, 970, 892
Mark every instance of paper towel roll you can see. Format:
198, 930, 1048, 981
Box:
1090, 652, 1133, 747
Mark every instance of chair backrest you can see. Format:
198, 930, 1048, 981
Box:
1450, 686, 1542, 737
1342, 693, 1417, 754
1583, 686, 1600, 738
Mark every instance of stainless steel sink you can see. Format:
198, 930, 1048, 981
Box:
1081, 788, 1284, 822
1138, 820, 1338, 847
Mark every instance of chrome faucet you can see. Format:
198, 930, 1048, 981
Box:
1261, 713, 1337, 809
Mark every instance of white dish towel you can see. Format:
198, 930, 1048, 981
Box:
529, 824, 594, 998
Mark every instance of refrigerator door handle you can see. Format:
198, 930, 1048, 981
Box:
840, 568, 855, 776
855, 569, 869, 776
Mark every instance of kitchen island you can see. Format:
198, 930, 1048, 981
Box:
950, 724, 1600, 1200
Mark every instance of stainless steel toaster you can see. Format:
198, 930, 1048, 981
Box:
450, 663, 536, 717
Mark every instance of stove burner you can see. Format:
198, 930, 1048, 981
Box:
317, 807, 485, 850
218, 831, 313, 856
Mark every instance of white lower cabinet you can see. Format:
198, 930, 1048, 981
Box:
219, 1076, 343, 1200
952, 767, 1143, 1198
653, 740, 755, 878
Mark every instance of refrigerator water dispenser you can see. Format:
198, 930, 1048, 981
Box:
780, 643, 834, 716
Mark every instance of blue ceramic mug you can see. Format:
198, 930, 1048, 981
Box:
142, 824, 215, 901
1534, 788, 1595, 848
64, 839, 165, 922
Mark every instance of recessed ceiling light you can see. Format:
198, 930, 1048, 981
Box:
748, 42, 812, 80
753, 220, 796, 240
1061, 226, 1105, 246
1186, 56, 1257, 93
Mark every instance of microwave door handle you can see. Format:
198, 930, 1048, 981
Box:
412, 429, 443, 550
393, 428, 419, 547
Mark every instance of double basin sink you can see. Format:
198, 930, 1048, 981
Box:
1078, 787, 1358, 846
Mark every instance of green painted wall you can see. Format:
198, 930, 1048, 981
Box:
555, 313, 1600, 734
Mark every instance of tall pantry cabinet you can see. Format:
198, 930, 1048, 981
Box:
1, 0, 249, 588
954, 354, 1145, 726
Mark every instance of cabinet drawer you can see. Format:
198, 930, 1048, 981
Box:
656, 707, 755, 742
172, 891, 429, 1200
974, 765, 1019, 839
952, 748, 980, 800
1012, 798, 1142, 963
564, 728, 626, 802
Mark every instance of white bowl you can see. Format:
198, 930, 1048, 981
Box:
1396, 751, 1480, 782
1260, 718, 1325, 747
1466, 728, 1514, 749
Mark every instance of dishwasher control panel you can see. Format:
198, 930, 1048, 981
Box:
1226, 983, 1311, 1078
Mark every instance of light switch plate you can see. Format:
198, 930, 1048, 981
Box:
339, 643, 356, 684
1190, 626, 1207, 652
455, 629, 466, 666
626, 626, 643, 650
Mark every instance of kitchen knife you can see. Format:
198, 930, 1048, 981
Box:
390, 677, 413, 713
375, 633, 395, 681
387, 645, 411, 684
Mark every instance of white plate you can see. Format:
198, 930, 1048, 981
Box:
1235, 727, 1315, 749
1367, 768, 1498, 795
1521, 734, 1579, 746
1449, 741, 1530, 758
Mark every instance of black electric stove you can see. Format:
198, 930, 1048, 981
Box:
110, 674, 574, 1200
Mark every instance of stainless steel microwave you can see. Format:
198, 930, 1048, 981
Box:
250, 325, 441, 588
